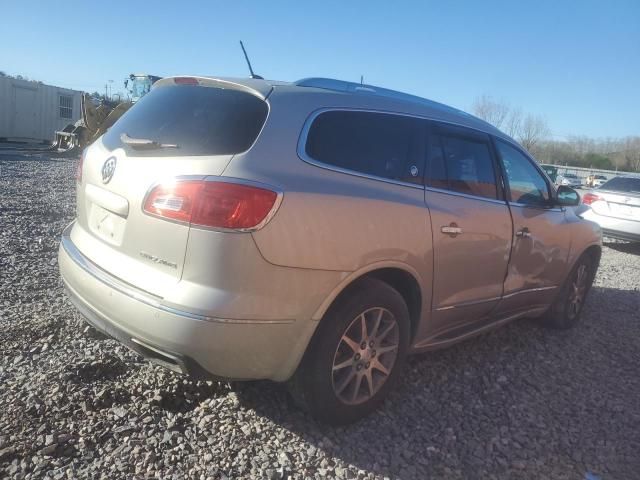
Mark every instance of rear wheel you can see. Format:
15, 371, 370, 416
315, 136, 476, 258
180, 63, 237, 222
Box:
289, 278, 410, 424
540, 254, 596, 329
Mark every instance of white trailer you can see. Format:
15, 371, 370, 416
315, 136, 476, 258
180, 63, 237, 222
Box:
0, 76, 82, 143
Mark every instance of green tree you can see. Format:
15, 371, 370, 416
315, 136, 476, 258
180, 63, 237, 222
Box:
584, 153, 613, 170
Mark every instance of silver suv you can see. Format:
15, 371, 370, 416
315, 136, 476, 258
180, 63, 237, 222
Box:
59, 76, 602, 424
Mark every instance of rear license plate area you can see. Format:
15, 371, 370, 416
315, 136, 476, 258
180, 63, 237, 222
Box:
88, 204, 126, 245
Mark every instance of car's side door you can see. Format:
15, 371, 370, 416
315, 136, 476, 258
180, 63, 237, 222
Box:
421, 123, 513, 339
492, 138, 572, 315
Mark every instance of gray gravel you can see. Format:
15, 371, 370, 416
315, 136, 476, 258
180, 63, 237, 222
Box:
1, 153, 639, 479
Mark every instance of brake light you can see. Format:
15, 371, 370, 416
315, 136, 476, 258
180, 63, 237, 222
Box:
143, 180, 279, 230
76, 150, 85, 183
582, 192, 602, 205
174, 77, 199, 85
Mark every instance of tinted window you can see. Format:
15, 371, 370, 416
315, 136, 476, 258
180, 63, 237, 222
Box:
428, 129, 497, 199
428, 137, 448, 190
103, 85, 268, 156
305, 111, 425, 185
600, 176, 640, 193
495, 140, 550, 206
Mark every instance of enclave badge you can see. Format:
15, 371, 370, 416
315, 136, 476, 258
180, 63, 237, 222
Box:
101, 156, 117, 184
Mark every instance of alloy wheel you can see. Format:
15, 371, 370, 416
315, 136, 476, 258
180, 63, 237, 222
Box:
567, 263, 589, 320
331, 307, 400, 405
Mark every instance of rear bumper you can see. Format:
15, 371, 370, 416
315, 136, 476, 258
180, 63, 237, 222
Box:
58, 223, 321, 381
581, 209, 640, 242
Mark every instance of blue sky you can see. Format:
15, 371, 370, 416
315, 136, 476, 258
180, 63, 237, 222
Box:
2, 0, 639, 139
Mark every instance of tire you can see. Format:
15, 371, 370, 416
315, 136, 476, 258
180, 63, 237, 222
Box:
289, 278, 410, 425
540, 253, 597, 329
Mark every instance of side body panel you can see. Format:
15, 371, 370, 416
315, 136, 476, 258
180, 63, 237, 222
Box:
225, 89, 435, 331
422, 190, 512, 337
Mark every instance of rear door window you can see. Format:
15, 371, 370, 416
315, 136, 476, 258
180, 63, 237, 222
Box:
427, 124, 498, 200
103, 85, 268, 156
304, 110, 426, 185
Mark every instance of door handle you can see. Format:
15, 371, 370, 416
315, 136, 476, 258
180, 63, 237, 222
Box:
441, 223, 463, 237
516, 227, 531, 238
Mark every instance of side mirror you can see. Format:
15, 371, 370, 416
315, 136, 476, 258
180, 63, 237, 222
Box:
555, 185, 580, 207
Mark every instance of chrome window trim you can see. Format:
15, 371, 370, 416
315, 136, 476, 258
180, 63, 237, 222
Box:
509, 202, 564, 213
61, 223, 293, 325
140, 175, 284, 233
425, 186, 508, 206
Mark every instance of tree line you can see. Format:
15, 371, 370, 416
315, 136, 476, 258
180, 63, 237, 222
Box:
472, 95, 640, 172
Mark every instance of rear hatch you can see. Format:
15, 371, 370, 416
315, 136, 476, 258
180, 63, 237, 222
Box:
588, 177, 640, 221
72, 77, 270, 297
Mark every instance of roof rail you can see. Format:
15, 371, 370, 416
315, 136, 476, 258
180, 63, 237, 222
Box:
293, 77, 473, 118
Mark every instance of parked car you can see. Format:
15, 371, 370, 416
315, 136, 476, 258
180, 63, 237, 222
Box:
58, 76, 602, 424
557, 173, 582, 188
586, 174, 607, 188
581, 176, 640, 242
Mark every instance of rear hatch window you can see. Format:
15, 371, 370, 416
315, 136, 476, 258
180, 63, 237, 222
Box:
600, 177, 640, 193
102, 84, 268, 156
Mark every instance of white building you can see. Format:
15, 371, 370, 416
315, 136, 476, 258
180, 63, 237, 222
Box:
0, 76, 82, 143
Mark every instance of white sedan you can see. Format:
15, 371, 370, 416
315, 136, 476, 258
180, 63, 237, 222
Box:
557, 173, 582, 188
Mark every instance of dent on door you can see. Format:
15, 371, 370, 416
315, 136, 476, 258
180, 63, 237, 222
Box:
499, 205, 570, 313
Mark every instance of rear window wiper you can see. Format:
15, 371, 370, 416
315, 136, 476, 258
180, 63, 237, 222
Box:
120, 133, 179, 150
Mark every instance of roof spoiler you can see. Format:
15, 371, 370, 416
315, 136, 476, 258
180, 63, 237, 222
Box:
153, 76, 273, 100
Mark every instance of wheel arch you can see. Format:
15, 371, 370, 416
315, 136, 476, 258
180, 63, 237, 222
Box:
312, 262, 424, 342
569, 242, 602, 274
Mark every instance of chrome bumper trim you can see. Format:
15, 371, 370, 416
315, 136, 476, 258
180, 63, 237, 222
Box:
60, 222, 293, 325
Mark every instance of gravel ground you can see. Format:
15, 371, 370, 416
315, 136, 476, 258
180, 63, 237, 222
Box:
1, 153, 639, 480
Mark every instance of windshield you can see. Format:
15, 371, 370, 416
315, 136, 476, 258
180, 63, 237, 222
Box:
103, 84, 268, 157
600, 176, 640, 193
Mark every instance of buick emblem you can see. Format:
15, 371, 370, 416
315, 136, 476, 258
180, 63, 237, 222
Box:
101, 157, 117, 184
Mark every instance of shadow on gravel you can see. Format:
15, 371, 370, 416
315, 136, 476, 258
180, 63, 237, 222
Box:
155, 381, 227, 413
603, 240, 640, 255
63, 355, 129, 383
233, 286, 640, 479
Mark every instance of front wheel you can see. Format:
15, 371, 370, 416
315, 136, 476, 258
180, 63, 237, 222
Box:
289, 278, 410, 425
540, 253, 597, 329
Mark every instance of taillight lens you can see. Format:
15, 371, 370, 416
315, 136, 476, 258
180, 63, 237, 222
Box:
143, 181, 202, 223
143, 180, 279, 230
174, 77, 199, 85
582, 192, 602, 205
76, 150, 85, 183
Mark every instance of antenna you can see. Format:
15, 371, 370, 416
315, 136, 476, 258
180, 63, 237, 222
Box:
239, 41, 263, 80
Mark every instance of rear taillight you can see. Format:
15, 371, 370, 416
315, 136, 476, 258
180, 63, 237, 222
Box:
143, 180, 280, 230
174, 77, 199, 85
76, 150, 85, 183
582, 192, 603, 205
